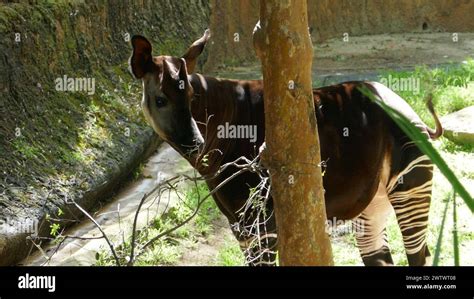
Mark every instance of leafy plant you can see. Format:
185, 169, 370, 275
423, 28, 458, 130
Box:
216, 241, 245, 266
433, 193, 451, 266
49, 223, 61, 237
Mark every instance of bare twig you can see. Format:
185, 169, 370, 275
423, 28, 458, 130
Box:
137, 166, 249, 255
68, 199, 121, 266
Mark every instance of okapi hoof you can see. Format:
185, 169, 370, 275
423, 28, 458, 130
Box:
362, 247, 394, 266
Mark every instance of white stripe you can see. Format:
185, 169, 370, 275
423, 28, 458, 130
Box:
386, 155, 432, 193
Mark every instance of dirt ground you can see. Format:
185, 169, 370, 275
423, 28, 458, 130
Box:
314, 32, 474, 73
213, 32, 474, 84
176, 216, 235, 266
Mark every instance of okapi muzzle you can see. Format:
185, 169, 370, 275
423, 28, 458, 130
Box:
129, 29, 444, 266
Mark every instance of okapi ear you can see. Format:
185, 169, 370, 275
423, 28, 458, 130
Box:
162, 58, 188, 83
162, 58, 188, 84
162, 58, 191, 92
162, 59, 180, 82
130, 35, 153, 79
181, 29, 211, 74
177, 58, 190, 81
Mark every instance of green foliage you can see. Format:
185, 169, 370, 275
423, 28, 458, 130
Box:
452, 194, 460, 266
188, 184, 221, 235
95, 182, 223, 266
426, 60, 473, 88
132, 163, 145, 181
49, 223, 61, 237
433, 193, 451, 266
216, 241, 245, 266
379, 60, 474, 129
438, 137, 474, 154
12, 139, 42, 160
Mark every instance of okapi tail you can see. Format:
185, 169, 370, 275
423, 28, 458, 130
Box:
426, 94, 443, 140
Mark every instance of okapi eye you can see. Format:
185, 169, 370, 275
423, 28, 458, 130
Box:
156, 96, 167, 108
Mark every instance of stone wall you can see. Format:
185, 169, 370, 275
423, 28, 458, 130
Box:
0, 0, 210, 265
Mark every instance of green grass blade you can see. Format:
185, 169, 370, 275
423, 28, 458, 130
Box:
433, 193, 451, 266
453, 193, 460, 266
358, 86, 474, 212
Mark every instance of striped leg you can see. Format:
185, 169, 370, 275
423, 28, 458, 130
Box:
353, 182, 394, 266
387, 153, 433, 266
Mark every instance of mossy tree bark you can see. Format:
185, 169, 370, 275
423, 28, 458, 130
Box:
254, 0, 333, 266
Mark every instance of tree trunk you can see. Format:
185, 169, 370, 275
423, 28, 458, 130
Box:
254, 0, 333, 266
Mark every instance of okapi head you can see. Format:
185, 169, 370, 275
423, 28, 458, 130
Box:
129, 30, 211, 159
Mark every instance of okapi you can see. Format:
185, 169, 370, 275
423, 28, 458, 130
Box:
129, 30, 443, 266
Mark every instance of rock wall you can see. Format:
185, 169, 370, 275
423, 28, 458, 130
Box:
0, 0, 210, 265
205, 0, 474, 70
